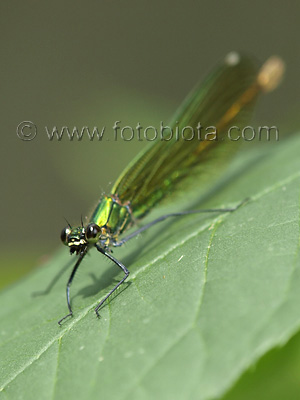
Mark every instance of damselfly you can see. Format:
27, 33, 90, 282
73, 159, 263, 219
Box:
59, 52, 284, 325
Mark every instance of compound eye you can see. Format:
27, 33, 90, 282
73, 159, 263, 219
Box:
61, 227, 71, 245
86, 223, 101, 242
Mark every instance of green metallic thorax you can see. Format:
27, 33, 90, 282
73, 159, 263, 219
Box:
90, 195, 133, 239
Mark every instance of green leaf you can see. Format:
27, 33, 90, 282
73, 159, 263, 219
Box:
222, 328, 300, 400
1, 135, 300, 400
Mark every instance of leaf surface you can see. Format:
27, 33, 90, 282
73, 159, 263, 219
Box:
1, 136, 300, 400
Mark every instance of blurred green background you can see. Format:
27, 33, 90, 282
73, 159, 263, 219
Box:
1, 1, 299, 286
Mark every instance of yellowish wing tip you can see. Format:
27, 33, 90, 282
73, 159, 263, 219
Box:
257, 56, 285, 93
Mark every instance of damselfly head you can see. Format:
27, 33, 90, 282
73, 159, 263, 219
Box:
61, 226, 87, 255
61, 223, 102, 254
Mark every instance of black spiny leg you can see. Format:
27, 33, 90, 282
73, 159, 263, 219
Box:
113, 199, 248, 247
94, 243, 129, 317
58, 252, 86, 325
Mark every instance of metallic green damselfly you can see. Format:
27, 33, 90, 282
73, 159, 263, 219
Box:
59, 52, 284, 325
